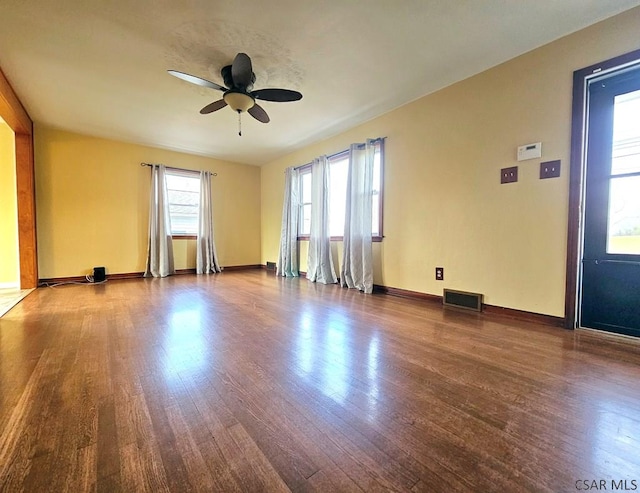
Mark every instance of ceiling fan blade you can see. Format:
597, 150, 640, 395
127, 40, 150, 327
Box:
168, 70, 226, 91
200, 99, 228, 114
248, 103, 270, 123
231, 53, 253, 89
251, 88, 302, 102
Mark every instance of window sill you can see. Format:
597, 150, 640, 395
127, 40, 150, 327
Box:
171, 235, 197, 240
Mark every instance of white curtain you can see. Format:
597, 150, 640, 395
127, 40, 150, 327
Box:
144, 164, 175, 278
341, 139, 375, 293
307, 156, 337, 284
277, 167, 300, 277
196, 170, 222, 274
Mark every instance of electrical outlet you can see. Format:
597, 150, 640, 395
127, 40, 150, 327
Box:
540, 160, 561, 179
435, 267, 444, 281
501, 166, 518, 184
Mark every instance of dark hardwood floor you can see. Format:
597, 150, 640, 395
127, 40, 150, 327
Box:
1, 271, 639, 492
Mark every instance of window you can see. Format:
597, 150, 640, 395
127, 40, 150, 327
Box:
606, 88, 640, 255
371, 147, 382, 237
298, 141, 383, 239
328, 154, 349, 237
300, 171, 312, 236
165, 170, 200, 236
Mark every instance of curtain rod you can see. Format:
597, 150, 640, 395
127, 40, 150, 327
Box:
140, 162, 217, 176
292, 137, 386, 171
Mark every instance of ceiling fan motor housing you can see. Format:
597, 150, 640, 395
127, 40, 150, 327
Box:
221, 65, 255, 92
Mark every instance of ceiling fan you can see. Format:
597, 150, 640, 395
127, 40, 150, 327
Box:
168, 53, 302, 135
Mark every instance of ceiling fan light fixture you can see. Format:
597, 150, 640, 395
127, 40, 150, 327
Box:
223, 91, 255, 112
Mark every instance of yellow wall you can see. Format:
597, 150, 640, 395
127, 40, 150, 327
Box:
261, 8, 640, 317
35, 125, 261, 278
0, 120, 19, 287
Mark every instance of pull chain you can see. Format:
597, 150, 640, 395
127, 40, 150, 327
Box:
238, 111, 242, 136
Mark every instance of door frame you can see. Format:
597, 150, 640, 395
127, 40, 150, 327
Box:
565, 48, 640, 329
0, 67, 37, 289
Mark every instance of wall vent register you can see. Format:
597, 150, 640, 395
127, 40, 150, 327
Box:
443, 289, 484, 312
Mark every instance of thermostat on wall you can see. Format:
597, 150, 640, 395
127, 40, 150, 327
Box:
517, 142, 542, 161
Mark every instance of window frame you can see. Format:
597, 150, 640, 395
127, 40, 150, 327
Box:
298, 167, 313, 241
372, 140, 384, 242
296, 142, 384, 242
164, 168, 201, 239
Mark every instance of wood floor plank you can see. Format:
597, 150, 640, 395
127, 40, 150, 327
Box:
163, 404, 219, 492
96, 397, 121, 488
178, 372, 279, 492
119, 392, 171, 493
1, 345, 67, 491
118, 442, 148, 493
137, 381, 195, 493
201, 365, 318, 490
226, 422, 292, 493
1, 271, 640, 492
295, 467, 364, 493
63, 444, 97, 493
194, 437, 244, 493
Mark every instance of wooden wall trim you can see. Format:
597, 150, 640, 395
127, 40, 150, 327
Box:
565, 64, 587, 330
565, 48, 640, 330
0, 68, 31, 134
0, 65, 37, 289
15, 134, 38, 289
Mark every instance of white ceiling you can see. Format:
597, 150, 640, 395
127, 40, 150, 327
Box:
1, 1, 639, 165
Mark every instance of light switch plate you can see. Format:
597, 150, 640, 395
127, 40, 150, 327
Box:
501, 166, 518, 184
540, 160, 561, 179
517, 142, 542, 161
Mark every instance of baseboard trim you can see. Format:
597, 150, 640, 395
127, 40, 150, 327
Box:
373, 283, 564, 327
38, 265, 264, 285
373, 284, 442, 304
267, 267, 307, 277
223, 265, 263, 271
482, 305, 564, 327
39, 272, 144, 285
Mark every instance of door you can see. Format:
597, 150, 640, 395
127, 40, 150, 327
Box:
581, 66, 640, 337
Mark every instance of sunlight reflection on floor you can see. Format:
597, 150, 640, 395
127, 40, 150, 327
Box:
294, 308, 381, 421
164, 308, 208, 379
